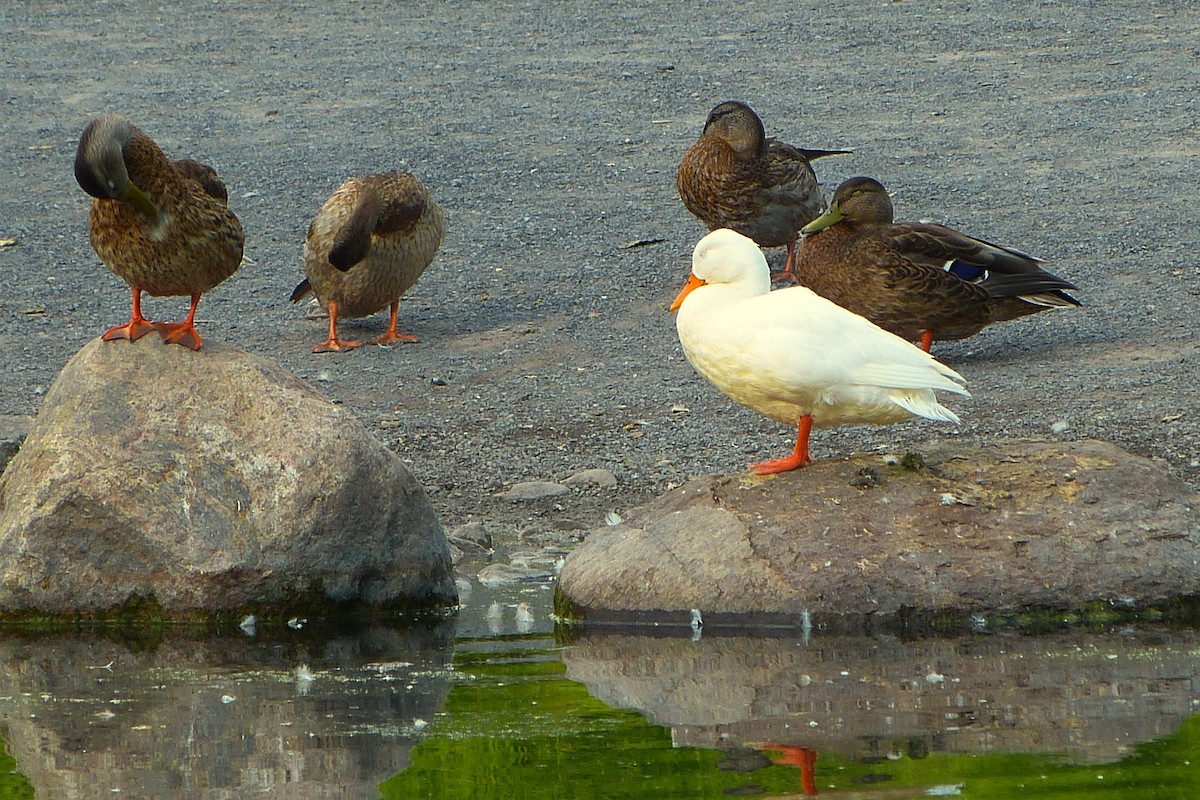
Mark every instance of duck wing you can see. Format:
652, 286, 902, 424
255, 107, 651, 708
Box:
887, 223, 1080, 305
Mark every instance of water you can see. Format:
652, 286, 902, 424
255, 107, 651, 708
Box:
1, 590, 1198, 798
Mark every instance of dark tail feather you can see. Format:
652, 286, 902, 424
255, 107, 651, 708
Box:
289, 278, 313, 304
980, 270, 1080, 299
801, 147, 854, 161
1019, 289, 1083, 308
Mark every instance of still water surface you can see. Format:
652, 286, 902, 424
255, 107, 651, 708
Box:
1, 583, 1198, 798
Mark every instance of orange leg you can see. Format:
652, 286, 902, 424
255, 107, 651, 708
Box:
313, 300, 361, 353
370, 300, 418, 346
154, 293, 205, 351
751, 414, 814, 475
102, 287, 157, 343
761, 745, 819, 796
919, 330, 934, 353
769, 237, 801, 284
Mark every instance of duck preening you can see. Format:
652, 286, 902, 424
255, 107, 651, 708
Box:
291, 172, 443, 353
74, 114, 245, 351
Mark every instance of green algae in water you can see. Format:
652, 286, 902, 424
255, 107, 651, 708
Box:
0, 735, 34, 800
380, 640, 802, 799
381, 638, 1200, 799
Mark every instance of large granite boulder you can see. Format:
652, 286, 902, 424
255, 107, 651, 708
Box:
558, 439, 1200, 626
0, 337, 456, 616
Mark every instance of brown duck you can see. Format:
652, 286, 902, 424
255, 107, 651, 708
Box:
676, 100, 849, 281
291, 172, 443, 353
797, 176, 1081, 352
74, 114, 245, 351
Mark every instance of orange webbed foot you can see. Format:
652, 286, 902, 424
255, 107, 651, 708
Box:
750, 453, 813, 475
102, 318, 158, 343
313, 338, 361, 353
370, 330, 419, 346
154, 321, 204, 351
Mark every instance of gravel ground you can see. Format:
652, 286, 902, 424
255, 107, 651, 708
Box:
2, 2, 1198, 542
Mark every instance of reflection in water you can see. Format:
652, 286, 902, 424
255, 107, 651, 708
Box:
4, 603, 1200, 798
0, 622, 454, 799
757, 744, 818, 795
563, 626, 1200, 767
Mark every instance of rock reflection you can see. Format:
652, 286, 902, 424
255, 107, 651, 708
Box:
563, 627, 1200, 767
0, 621, 454, 799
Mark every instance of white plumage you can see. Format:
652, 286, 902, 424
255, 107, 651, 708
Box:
671, 228, 969, 473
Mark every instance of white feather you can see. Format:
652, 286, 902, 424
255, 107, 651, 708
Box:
675, 229, 968, 431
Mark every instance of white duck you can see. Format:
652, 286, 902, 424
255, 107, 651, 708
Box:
671, 228, 969, 474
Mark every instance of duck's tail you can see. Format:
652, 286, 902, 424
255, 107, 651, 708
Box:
889, 389, 963, 425
289, 278, 313, 303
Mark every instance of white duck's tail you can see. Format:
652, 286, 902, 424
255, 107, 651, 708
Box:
854, 362, 970, 397
889, 389, 963, 424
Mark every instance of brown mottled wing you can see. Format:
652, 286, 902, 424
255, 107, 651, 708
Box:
366, 172, 429, 234
172, 159, 229, 204
760, 139, 827, 223
888, 223, 1080, 301
849, 237, 994, 335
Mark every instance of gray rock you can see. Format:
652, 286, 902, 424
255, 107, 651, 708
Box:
0, 415, 30, 476
0, 337, 456, 615
557, 439, 1200, 625
448, 521, 494, 552
494, 480, 569, 502
477, 562, 556, 587
564, 468, 618, 488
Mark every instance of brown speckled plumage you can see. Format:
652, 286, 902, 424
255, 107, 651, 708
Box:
74, 114, 245, 350
676, 100, 849, 280
796, 176, 1081, 350
292, 172, 444, 352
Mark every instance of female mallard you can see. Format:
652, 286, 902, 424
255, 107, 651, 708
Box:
676, 100, 849, 282
74, 114, 245, 351
291, 172, 443, 353
797, 176, 1081, 352
671, 229, 967, 474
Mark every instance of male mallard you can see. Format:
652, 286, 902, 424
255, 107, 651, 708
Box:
671, 229, 967, 474
291, 172, 443, 353
676, 100, 849, 282
74, 114, 245, 351
798, 176, 1081, 352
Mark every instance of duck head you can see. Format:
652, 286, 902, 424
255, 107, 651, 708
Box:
74, 114, 160, 218
802, 176, 894, 235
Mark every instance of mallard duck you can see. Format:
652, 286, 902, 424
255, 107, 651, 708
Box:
671, 229, 968, 474
291, 172, 443, 353
797, 176, 1081, 352
74, 114, 245, 351
676, 100, 849, 282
